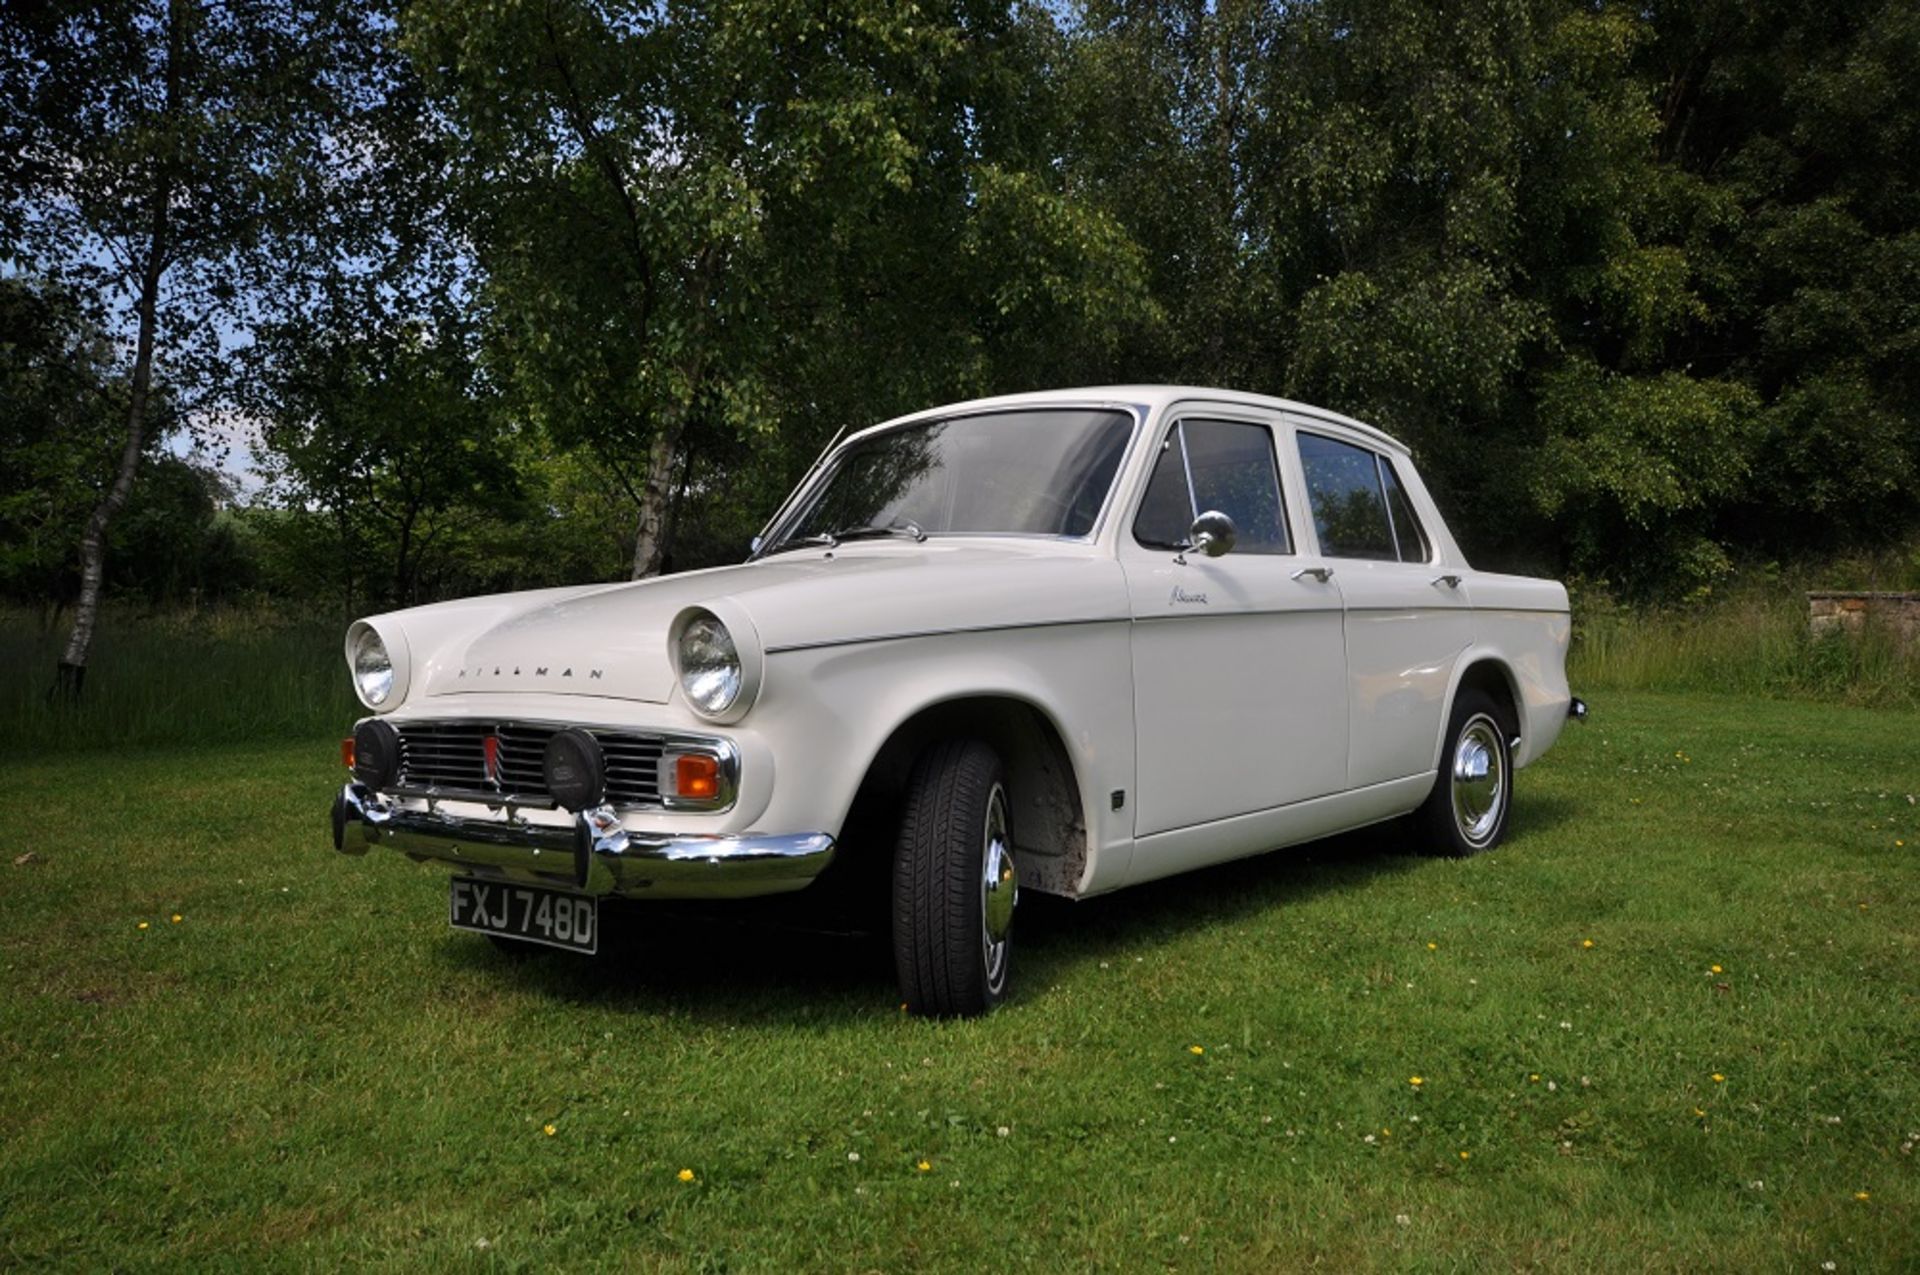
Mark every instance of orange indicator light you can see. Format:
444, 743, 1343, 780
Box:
675, 754, 719, 800
341, 738, 356, 771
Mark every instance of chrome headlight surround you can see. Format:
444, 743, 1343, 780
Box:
345, 619, 411, 712
668, 603, 763, 724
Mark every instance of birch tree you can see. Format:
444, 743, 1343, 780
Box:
5, 0, 372, 697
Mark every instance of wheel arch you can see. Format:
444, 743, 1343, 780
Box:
836, 692, 1091, 901
1434, 653, 1523, 768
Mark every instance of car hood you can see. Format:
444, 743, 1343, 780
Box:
401, 541, 1128, 704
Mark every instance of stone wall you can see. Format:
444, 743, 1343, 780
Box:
1807, 592, 1920, 642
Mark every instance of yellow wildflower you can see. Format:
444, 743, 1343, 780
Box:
678, 1169, 696, 1182
171, 914, 183, 924
1189, 1045, 1204, 1055
1693, 1107, 1706, 1118
1582, 939, 1594, 949
1711, 1074, 1725, 1084
1710, 965, 1722, 974
1409, 1076, 1424, 1087
1426, 942, 1437, 950
1529, 1074, 1540, 1082
137, 921, 149, 930
1855, 1191, 1870, 1201
542, 1123, 556, 1137
1458, 1151, 1470, 1161
916, 1160, 931, 1172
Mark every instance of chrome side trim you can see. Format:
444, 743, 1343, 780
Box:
331, 784, 834, 901
764, 614, 1129, 654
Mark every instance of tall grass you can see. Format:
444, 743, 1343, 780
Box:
1569, 581, 1919, 709
0, 604, 358, 754
5, 569, 1913, 757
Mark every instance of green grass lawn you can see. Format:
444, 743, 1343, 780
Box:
1, 691, 1914, 1271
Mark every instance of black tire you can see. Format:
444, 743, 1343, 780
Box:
892, 739, 1017, 1017
1415, 687, 1516, 856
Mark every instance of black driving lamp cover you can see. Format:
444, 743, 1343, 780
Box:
543, 728, 607, 810
352, 719, 402, 789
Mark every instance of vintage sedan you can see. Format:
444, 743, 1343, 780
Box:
330, 387, 1583, 1015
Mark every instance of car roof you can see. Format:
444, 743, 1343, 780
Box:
846, 386, 1410, 455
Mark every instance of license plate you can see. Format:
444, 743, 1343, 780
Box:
450, 877, 598, 954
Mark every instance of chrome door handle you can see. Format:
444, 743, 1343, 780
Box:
1432, 573, 1462, 588
1291, 566, 1334, 583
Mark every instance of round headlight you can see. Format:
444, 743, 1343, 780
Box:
677, 614, 742, 715
350, 626, 395, 707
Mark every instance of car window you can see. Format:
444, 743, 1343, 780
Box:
1297, 432, 1396, 560
784, 408, 1133, 541
1133, 418, 1291, 554
1380, 458, 1431, 563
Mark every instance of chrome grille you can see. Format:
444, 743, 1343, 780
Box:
393, 721, 665, 808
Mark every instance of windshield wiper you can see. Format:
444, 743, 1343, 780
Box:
758, 521, 926, 559
758, 532, 838, 557
830, 520, 928, 543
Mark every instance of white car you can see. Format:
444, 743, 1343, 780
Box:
330, 386, 1583, 1015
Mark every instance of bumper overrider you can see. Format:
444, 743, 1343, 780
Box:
330, 783, 835, 900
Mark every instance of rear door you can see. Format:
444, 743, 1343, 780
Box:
1121, 408, 1349, 838
1290, 427, 1471, 788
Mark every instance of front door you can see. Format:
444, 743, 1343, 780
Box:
1121, 411, 1350, 839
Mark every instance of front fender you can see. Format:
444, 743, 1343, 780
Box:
747, 621, 1138, 896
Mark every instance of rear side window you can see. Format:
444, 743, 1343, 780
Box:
1297, 433, 1395, 560
1297, 432, 1433, 562
1134, 418, 1291, 554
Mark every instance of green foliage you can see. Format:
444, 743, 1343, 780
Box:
0, 278, 123, 599
250, 312, 532, 608
5, 0, 1919, 605
1531, 360, 1761, 592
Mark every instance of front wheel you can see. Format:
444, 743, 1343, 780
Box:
1415, 689, 1515, 856
892, 739, 1017, 1017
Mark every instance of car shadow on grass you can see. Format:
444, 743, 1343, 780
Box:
433, 814, 1492, 1024
1015, 821, 1426, 980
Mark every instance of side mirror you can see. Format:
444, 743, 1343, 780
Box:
1187, 509, 1237, 558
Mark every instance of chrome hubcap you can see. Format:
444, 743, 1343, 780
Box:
981, 784, 1015, 989
1450, 714, 1506, 846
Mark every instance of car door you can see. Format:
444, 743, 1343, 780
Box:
1290, 427, 1472, 789
1121, 409, 1349, 839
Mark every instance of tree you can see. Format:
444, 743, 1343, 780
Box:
399, 0, 1155, 579
4, 0, 378, 696
0, 276, 127, 609
252, 312, 524, 609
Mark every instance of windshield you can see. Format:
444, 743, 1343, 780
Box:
779, 408, 1135, 544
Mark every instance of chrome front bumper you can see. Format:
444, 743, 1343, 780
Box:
330, 783, 835, 900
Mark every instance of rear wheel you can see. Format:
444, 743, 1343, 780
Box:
892, 739, 1017, 1017
1416, 688, 1514, 856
